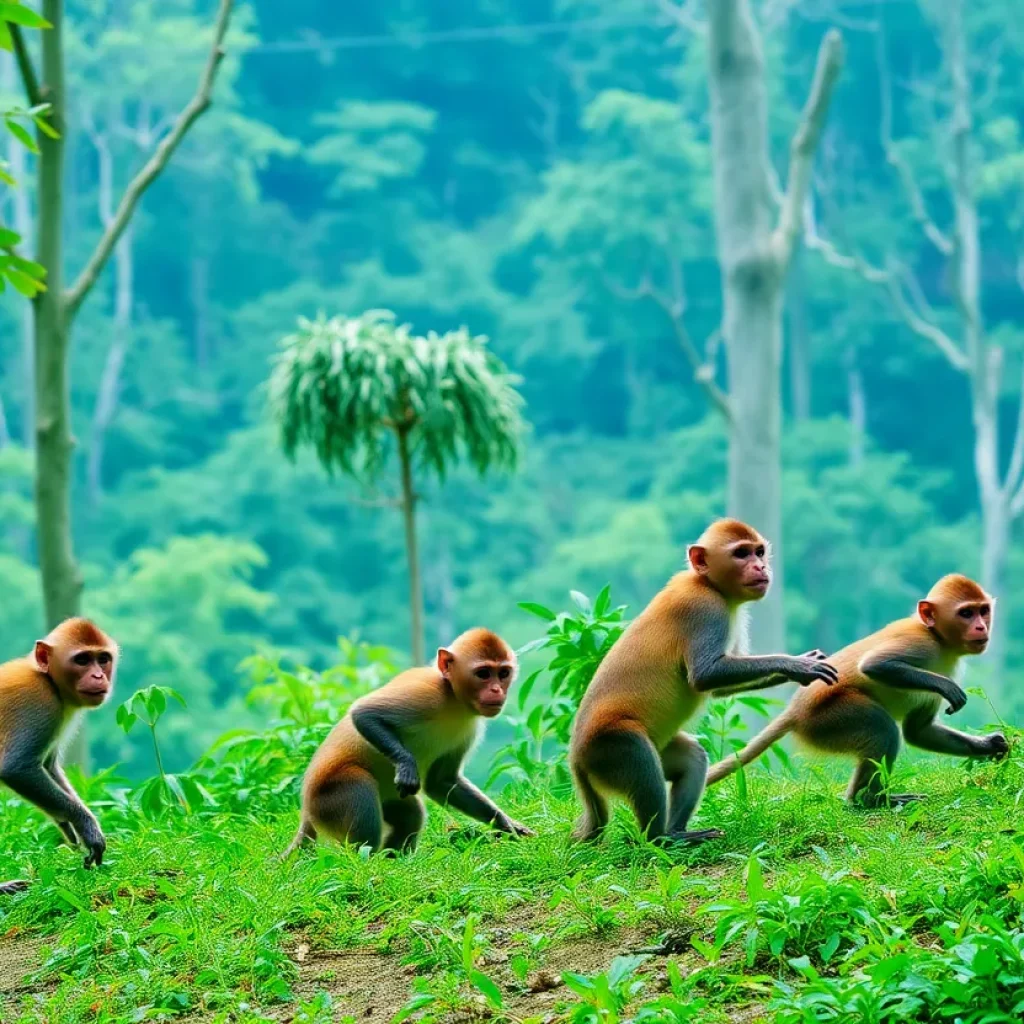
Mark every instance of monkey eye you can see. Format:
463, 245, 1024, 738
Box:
979, 605, 991, 617
72, 652, 91, 666
733, 546, 751, 559
957, 608, 974, 619
755, 545, 765, 558
497, 666, 511, 681
474, 667, 491, 681
97, 652, 112, 666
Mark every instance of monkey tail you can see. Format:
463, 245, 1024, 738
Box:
705, 712, 796, 786
280, 819, 317, 861
0, 879, 30, 895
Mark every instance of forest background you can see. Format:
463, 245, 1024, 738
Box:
2, 0, 1023, 777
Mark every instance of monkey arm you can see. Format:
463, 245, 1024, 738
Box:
350, 704, 420, 793
858, 652, 966, 712
0, 755, 96, 834
425, 752, 523, 833
42, 754, 81, 845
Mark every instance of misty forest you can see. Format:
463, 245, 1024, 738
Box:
1, 1, 1024, 1022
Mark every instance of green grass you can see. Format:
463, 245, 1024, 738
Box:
1, 750, 1022, 1024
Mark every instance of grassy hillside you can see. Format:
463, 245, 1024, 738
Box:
1, 748, 1022, 1024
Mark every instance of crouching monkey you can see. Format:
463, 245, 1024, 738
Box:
285, 629, 534, 856
706, 574, 1009, 805
569, 518, 838, 846
0, 618, 118, 894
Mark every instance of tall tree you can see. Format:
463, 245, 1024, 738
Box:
705, 0, 843, 650
270, 310, 524, 664
807, 0, 1024, 680
6, 0, 234, 763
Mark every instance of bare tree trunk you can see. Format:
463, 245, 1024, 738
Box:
34, 0, 82, 629
396, 428, 425, 665
945, 0, 1007, 682
34, 1, 86, 765
707, 1, 842, 651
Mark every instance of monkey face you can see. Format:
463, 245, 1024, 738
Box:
691, 535, 771, 601
37, 641, 116, 707
438, 633, 518, 717
919, 597, 992, 655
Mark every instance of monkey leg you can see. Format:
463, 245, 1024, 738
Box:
576, 726, 669, 841
381, 797, 425, 854
307, 768, 384, 852
798, 694, 906, 807
660, 733, 723, 843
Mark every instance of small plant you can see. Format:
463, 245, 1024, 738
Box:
117, 685, 212, 816
562, 955, 649, 1023
489, 585, 627, 786
700, 851, 883, 967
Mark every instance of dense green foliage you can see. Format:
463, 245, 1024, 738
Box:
0, 5, 1022, 756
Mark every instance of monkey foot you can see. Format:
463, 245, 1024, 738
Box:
659, 828, 725, 846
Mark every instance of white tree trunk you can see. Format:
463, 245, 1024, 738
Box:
708, 1, 842, 651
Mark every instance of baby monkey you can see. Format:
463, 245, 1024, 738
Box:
706, 574, 1009, 804
286, 628, 533, 855
570, 518, 838, 846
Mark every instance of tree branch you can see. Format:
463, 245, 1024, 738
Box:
64, 0, 234, 317
773, 29, 844, 268
602, 265, 732, 421
803, 199, 969, 373
875, 13, 953, 256
8, 23, 42, 107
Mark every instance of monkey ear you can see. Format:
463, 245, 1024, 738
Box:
33, 641, 53, 672
688, 545, 710, 575
436, 648, 455, 677
917, 601, 937, 628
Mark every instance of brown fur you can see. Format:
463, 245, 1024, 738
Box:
706, 575, 1006, 802
568, 519, 836, 844
285, 629, 532, 856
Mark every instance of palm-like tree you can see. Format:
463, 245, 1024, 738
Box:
270, 310, 525, 663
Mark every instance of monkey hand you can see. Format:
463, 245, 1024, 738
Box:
78, 817, 106, 868
787, 655, 839, 687
394, 761, 421, 798
982, 732, 1010, 759
941, 682, 968, 715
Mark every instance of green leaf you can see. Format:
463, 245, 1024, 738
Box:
0, 4, 52, 29
5, 118, 38, 154
468, 970, 503, 1008
32, 114, 59, 140
745, 854, 766, 902
392, 993, 435, 1022
570, 590, 592, 615
518, 601, 556, 621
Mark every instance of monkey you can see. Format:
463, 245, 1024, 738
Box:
284, 628, 534, 857
568, 518, 839, 846
705, 574, 1009, 806
0, 618, 118, 894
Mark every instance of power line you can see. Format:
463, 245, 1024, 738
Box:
248, 16, 658, 55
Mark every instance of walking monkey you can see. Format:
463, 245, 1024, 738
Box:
569, 519, 838, 844
286, 628, 533, 855
706, 574, 1009, 804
